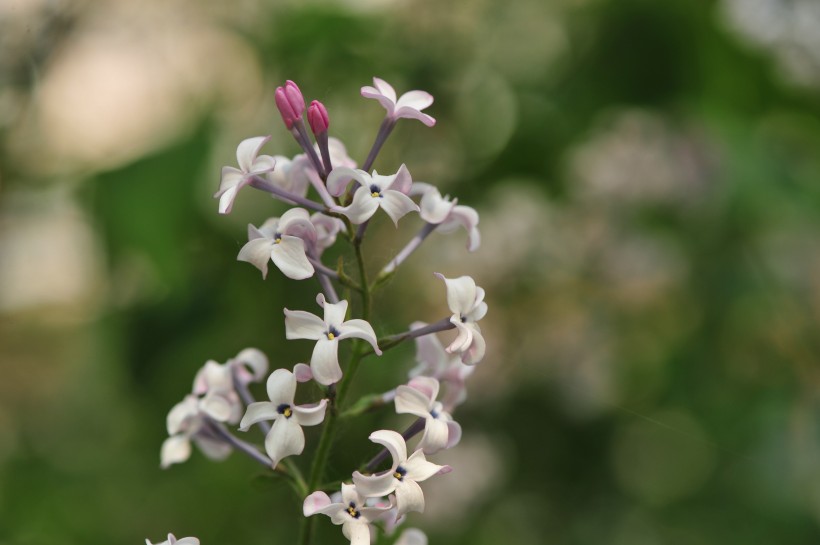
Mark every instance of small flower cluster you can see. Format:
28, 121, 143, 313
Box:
153, 78, 486, 545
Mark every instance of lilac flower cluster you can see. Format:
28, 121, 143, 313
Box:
153, 78, 486, 545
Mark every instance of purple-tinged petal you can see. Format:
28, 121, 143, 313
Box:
369, 430, 406, 466
402, 450, 444, 482
293, 399, 328, 426
327, 167, 369, 197
408, 376, 439, 402
396, 90, 433, 111
310, 338, 342, 385
394, 479, 425, 515
237, 238, 274, 279
304, 491, 332, 516
216, 167, 249, 215
446, 420, 462, 449
284, 309, 326, 340
352, 470, 397, 498
394, 386, 431, 418
418, 417, 449, 455
379, 190, 420, 226
265, 416, 305, 468
334, 187, 381, 224
319, 295, 349, 328
233, 348, 269, 384
393, 108, 436, 127
239, 401, 278, 431
236, 136, 271, 172
271, 235, 314, 280
279, 208, 317, 244
373, 77, 397, 102
338, 319, 382, 355
160, 435, 191, 468
462, 326, 486, 365
293, 363, 313, 382
266, 368, 297, 406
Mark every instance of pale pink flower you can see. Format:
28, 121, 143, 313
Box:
413, 182, 480, 251
160, 395, 231, 468
284, 294, 382, 385
361, 78, 436, 127
409, 323, 474, 410
303, 484, 392, 545
352, 430, 447, 516
395, 376, 462, 455
214, 136, 276, 214
239, 368, 327, 468
328, 165, 419, 225
238, 208, 316, 280
435, 274, 487, 365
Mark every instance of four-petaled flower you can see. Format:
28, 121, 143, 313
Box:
435, 273, 487, 365
413, 182, 481, 252
409, 323, 475, 410
352, 430, 447, 516
238, 208, 317, 280
284, 294, 382, 385
361, 78, 436, 127
239, 368, 328, 468
328, 165, 419, 225
160, 395, 231, 469
395, 376, 461, 455
146, 533, 200, 545
215, 136, 276, 214
303, 484, 392, 545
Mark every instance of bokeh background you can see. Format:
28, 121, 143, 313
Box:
2, 0, 820, 543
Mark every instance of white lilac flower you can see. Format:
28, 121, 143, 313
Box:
361, 78, 436, 127
239, 368, 328, 468
284, 294, 382, 385
267, 155, 311, 198
412, 182, 481, 251
215, 136, 276, 214
226, 347, 269, 386
395, 376, 462, 455
327, 165, 419, 225
394, 529, 427, 545
303, 484, 391, 545
352, 430, 447, 516
435, 274, 487, 365
237, 208, 316, 280
310, 212, 345, 256
191, 360, 243, 424
409, 323, 474, 410
160, 395, 231, 468
146, 533, 200, 545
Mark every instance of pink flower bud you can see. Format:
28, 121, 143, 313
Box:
307, 100, 329, 134
274, 80, 305, 129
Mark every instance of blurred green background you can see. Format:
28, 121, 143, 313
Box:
2, 0, 820, 543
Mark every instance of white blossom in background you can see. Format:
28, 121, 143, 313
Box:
395, 376, 462, 454
361, 78, 436, 127
146, 534, 200, 545
215, 136, 276, 214
238, 208, 317, 280
310, 212, 345, 255
352, 430, 448, 516
303, 484, 392, 545
239, 368, 328, 468
408, 323, 475, 410
436, 273, 488, 364
394, 529, 427, 545
160, 395, 231, 468
191, 360, 243, 424
412, 182, 481, 251
284, 294, 382, 385
328, 165, 419, 225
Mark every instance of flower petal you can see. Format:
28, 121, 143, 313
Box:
216, 168, 249, 215
265, 417, 305, 468
369, 429, 406, 465
304, 491, 333, 516
239, 401, 278, 431
199, 392, 233, 422
446, 420, 462, 449
343, 520, 372, 545
373, 77, 397, 103
379, 190, 420, 226
418, 417, 449, 455
395, 528, 428, 545
194, 435, 232, 461
396, 90, 433, 111
237, 238, 274, 279
395, 479, 425, 515
334, 187, 381, 224
284, 309, 326, 340
462, 326, 486, 365
233, 348, 269, 383
320, 295, 349, 328
267, 368, 297, 406
352, 470, 397, 498
435, 274, 478, 316
394, 386, 431, 418
293, 399, 328, 427
160, 435, 191, 468
408, 376, 440, 402
338, 319, 382, 355
167, 395, 199, 435
394, 107, 436, 127
402, 449, 444, 482
448, 205, 480, 251
279, 208, 317, 244
293, 363, 313, 382
236, 136, 270, 172
447, 319, 475, 354
419, 188, 456, 224
380, 164, 412, 194
327, 167, 369, 197
311, 338, 342, 386
271, 235, 314, 280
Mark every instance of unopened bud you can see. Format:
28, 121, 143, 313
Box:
274, 80, 305, 129
307, 100, 329, 135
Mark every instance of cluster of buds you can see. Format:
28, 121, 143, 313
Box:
154, 77, 486, 545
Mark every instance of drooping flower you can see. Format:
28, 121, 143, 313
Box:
352, 430, 447, 516
237, 208, 316, 280
146, 533, 200, 545
408, 323, 474, 410
284, 294, 382, 385
395, 376, 462, 455
361, 78, 436, 127
413, 182, 481, 251
435, 273, 487, 365
160, 394, 231, 468
328, 165, 419, 225
214, 136, 276, 214
238, 368, 328, 468
303, 484, 392, 545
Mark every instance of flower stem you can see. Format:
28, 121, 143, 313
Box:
378, 222, 438, 278
362, 117, 396, 172
364, 417, 426, 473
363, 316, 455, 357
